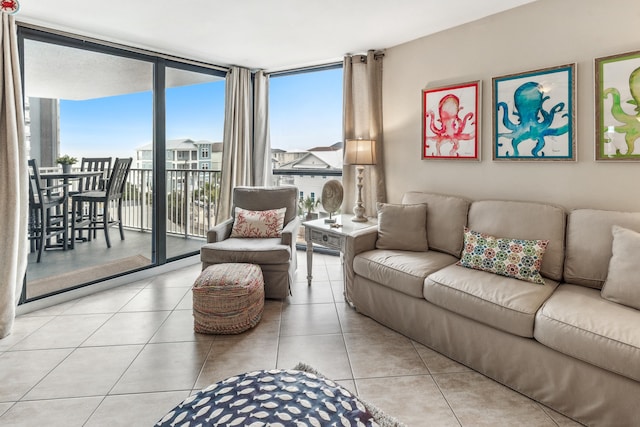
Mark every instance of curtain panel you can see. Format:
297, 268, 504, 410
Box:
342, 50, 386, 217
342, 50, 386, 305
217, 67, 253, 224
0, 13, 28, 339
217, 67, 271, 224
253, 70, 271, 187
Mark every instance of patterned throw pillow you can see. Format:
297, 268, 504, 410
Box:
230, 207, 286, 238
457, 227, 549, 284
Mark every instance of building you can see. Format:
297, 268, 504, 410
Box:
273, 148, 343, 214
135, 138, 223, 170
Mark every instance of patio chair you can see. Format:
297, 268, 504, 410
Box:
79, 157, 112, 192
27, 159, 69, 262
71, 157, 112, 241
200, 186, 301, 299
70, 157, 132, 248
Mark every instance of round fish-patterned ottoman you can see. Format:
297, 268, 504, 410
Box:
155, 368, 396, 427
192, 263, 264, 334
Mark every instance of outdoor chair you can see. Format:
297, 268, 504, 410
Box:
70, 157, 132, 248
71, 157, 112, 241
78, 157, 112, 192
200, 186, 301, 299
27, 159, 69, 262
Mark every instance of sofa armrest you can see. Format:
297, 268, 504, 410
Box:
281, 216, 301, 249
344, 227, 378, 305
206, 218, 233, 243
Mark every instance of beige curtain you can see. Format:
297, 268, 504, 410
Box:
342, 50, 386, 217
0, 14, 27, 339
217, 67, 271, 223
217, 66, 253, 223
253, 70, 271, 187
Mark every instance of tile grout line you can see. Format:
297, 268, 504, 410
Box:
411, 340, 463, 427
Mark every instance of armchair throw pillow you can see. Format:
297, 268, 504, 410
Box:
457, 227, 549, 284
375, 202, 429, 252
230, 207, 286, 238
602, 225, 640, 310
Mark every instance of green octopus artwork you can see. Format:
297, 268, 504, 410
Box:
603, 66, 640, 157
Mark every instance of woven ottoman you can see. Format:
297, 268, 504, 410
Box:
192, 263, 264, 334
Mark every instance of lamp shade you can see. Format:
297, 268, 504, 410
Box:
344, 139, 377, 165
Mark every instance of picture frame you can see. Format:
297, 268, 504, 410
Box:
595, 50, 640, 161
422, 80, 480, 160
492, 64, 576, 161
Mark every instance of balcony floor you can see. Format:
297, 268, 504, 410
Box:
25, 229, 204, 300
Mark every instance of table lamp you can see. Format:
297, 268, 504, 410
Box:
344, 139, 377, 222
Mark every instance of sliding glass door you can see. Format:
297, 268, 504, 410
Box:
22, 35, 154, 299
164, 64, 225, 260
20, 28, 226, 301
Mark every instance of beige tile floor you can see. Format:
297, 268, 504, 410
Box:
0, 251, 583, 426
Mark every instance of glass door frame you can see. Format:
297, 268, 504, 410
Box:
17, 25, 227, 303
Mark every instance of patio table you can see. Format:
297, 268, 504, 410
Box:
39, 170, 104, 249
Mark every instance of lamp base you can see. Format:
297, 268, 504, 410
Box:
351, 214, 368, 223
352, 165, 368, 222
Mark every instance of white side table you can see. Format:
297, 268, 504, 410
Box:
303, 214, 377, 286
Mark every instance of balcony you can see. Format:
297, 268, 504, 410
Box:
24, 168, 220, 301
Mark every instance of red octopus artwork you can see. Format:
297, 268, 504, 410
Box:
423, 81, 480, 160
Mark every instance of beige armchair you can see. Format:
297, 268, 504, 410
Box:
200, 186, 301, 299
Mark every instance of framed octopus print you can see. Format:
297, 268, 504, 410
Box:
422, 80, 480, 160
595, 50, 640, 161
492, 64, 576, 161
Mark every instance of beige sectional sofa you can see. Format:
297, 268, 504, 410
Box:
344, 191, 640, 426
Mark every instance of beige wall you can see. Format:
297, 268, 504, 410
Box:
383, 0, 640, 211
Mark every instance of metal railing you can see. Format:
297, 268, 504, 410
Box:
39, 166, 342, 240
122, 168, 221, 238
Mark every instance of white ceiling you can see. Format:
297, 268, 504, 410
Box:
16, 0, 537, 73
23, 38, 223, 100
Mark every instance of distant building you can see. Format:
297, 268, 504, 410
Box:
271, 148, 307, 168
308, 141, 343, 152
135, 138, 222, 170
273, 148, 343, 214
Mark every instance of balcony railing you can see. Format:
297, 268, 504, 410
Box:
37, 166, 341, 240
123, 168, 221, 238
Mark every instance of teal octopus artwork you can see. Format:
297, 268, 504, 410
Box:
496, 81, 569, 158
603, 66, 640, 157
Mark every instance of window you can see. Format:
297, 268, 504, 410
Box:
269, 66, 343, 221
165, 64, 225, 258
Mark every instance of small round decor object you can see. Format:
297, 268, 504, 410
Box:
1, 0, 20, 14
321, 179, 343, 216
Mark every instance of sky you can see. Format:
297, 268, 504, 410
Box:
58, 67, 343, 159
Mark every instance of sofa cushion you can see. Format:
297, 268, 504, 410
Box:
425, 264, 559, 337
200, 238, 291, 265
467, 200, 565, 281
376, 202, 429, 252
564, 209, 640, 289
601, 226, 640, 310
534, 284, 640, 382
354, 249, 457, 299
457, 227, 549, 284
401, 192, 470, 257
